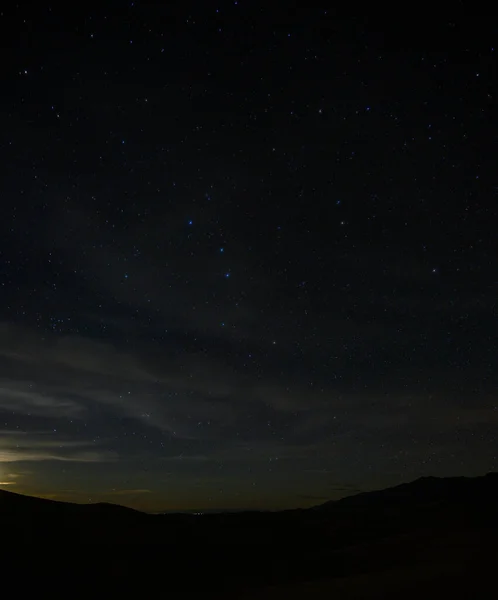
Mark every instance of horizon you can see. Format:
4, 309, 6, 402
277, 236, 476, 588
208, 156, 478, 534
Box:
2, 471, 496, 514
0, 7, 496, 512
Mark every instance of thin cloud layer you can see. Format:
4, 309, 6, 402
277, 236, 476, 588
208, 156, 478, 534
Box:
0, 314, 496, 508
0, 430, 117, 463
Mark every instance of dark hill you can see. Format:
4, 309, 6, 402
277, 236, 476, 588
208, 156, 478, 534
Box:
318, 471, 498, 509
0, 488, 145, 518
2, 474, 497, 598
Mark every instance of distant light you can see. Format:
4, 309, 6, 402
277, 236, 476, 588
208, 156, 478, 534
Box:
220, 247, 224, 253
188, 220, 193, 225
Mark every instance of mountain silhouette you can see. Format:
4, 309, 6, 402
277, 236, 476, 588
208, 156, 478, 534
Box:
2, 472, 497, 517
317, 471, 498, 509
2, 474, 497, 598
0, 487, 145, 517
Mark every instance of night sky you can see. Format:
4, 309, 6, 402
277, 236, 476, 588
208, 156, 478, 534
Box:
0, 5, 496, 512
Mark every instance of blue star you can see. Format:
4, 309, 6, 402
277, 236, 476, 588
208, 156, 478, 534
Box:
224, 272, 230, 278
188, 220, 193, 225
220, 247, 224, 253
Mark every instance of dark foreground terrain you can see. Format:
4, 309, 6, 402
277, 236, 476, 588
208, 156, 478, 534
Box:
1, 473, 497, 598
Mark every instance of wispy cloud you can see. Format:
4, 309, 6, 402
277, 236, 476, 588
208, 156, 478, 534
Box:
296, 494, 330, 502
0, 320, 496, 488
0, 381, 85, 418
0, 449, 117, 463
107, 489, 151, 496
0, 470, 22, 486
0, 321, 327, 443
0, 430, 116, 463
